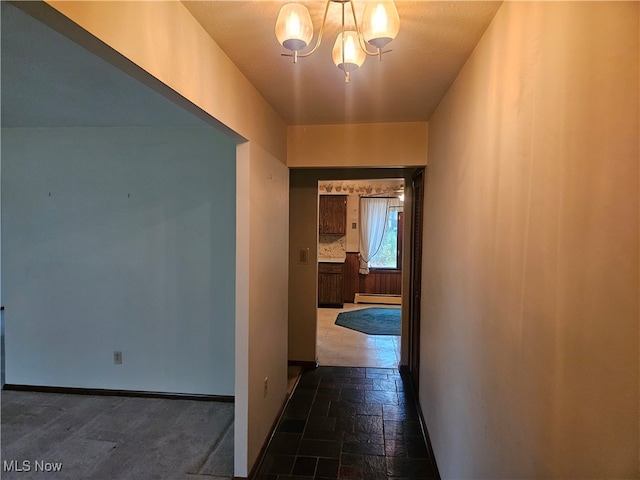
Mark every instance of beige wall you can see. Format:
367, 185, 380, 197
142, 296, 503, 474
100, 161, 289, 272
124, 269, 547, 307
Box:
288, 122, 428, 167
243, 143, 290, 470
35, 2, 289, 477
288, 172, 320, 363
422, 2, 639, 478
289, 168, 416, 366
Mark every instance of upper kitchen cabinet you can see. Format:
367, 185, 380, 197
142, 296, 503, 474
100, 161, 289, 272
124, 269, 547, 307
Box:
319, 195, 347, 235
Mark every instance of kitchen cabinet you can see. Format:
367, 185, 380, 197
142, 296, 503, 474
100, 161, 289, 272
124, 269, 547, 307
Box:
319, 195, 347, 235
318, 262, 344, 308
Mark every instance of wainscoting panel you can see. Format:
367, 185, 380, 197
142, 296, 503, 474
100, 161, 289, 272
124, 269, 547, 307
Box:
343, 253, 402, 303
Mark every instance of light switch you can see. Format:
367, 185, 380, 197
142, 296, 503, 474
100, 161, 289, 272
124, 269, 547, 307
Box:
299, 248, 309, 264
352, 222, 357, 229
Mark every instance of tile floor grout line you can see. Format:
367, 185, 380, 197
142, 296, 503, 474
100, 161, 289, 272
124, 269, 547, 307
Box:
297, 374, 317, 458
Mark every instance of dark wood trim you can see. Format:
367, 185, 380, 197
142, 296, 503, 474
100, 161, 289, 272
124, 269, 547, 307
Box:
2, 384, 234, 403
368, 268, 402, 274
397, 211, 404, 270
288, 359, 319, 369
409, 168, 425, 390
400, 370, 441, 480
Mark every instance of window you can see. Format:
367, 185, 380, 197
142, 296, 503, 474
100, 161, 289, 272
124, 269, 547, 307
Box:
370, 210, 403, 269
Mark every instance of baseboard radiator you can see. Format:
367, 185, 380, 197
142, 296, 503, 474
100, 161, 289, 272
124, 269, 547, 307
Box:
353, 293, 402, 305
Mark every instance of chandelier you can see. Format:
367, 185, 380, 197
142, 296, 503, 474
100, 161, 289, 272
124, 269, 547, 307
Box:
275, 0, 400, 82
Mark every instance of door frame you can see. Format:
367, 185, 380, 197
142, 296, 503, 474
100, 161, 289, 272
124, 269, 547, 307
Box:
408, 168, 425, 388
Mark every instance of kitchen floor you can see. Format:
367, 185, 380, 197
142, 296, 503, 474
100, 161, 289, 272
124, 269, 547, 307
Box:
317, 304, 401, 368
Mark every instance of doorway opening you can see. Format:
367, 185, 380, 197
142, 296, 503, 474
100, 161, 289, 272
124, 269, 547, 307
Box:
316, 178, 404, 368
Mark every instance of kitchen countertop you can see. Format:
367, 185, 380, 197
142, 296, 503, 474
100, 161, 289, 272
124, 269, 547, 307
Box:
318, 257, 346, 263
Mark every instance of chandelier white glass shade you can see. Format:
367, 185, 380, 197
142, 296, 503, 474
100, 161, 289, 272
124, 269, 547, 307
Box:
275, 4, 314, 60
361, 1, 400, 49
275, 0, 400, 82
332, 31, 366, 81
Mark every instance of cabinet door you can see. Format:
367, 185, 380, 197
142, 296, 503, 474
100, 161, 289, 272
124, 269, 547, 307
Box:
318, 263, 344, 307
318, 272, 344, 307
319, 195, 347, 235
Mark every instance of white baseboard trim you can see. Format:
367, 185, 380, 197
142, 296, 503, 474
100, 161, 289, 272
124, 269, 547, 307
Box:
353, 293, 402, 305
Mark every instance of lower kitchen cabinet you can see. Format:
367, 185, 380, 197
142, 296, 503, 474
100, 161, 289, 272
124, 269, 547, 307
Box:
318, 262, 344, 308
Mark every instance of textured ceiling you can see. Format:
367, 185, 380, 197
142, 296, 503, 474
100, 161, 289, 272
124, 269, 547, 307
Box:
183, 1, 502, 125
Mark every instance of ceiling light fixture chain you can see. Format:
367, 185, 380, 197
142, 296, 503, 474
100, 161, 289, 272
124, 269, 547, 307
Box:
275, 0, 400, 82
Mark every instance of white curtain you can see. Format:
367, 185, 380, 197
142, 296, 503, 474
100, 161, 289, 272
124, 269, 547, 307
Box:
358, 198, 390, 274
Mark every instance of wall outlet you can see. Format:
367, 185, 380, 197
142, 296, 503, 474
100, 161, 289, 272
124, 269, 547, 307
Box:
263, 377, 268, 397
114, 351, 123, 365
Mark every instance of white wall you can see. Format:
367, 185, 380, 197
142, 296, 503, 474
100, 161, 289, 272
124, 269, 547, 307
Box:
422, 2, 639, 478
11, 3, 289, 476
2, 126, 236, 395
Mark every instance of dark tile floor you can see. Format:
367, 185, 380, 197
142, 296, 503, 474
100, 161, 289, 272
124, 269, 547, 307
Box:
256, 367, 439, 480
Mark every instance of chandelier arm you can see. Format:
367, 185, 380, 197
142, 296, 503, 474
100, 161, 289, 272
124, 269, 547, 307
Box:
357, 34, 380, 57
296, 0, 332, 59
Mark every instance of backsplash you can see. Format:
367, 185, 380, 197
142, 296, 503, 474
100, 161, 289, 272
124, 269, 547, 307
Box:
318, 235, 346, 259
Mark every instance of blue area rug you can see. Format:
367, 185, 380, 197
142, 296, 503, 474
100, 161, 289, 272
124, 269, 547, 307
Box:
335, 308, 401, 336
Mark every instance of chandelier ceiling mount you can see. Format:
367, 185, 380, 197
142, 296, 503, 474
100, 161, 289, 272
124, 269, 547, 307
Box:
275, 0, 400, 82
